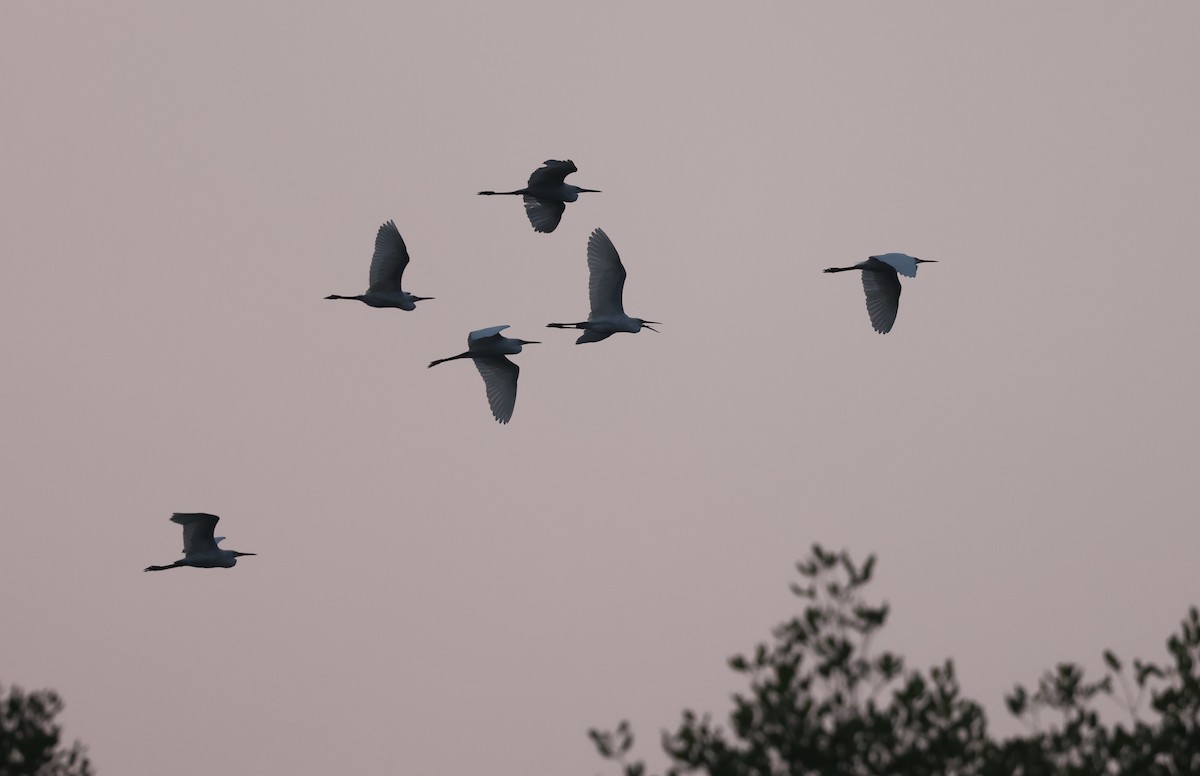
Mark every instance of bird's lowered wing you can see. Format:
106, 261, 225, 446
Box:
473, 357, 519, 424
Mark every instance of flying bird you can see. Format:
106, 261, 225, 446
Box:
823, 253, 937, 334
478, 159, 599, 233
547, 228, 660, 343
428, 326, 540, 424
325, 220, 433, 310
144, 513, 256, 572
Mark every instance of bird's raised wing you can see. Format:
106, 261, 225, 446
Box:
523, 196, 566, 233
468, 325, 510, 350
367, 220, 411, 293
474, 356, 519, 424
526, 159, 576, 188
586, 228, 627, 318
171, 512, 221, 557
861, 270, 901, 334
872, 253, 918, 278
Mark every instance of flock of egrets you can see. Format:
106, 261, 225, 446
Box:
144, 158, 937, 571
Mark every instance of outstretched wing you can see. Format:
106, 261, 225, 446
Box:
468, 325, 510, 351
171, 512, 221, 557
367, 220, 411, 293
526, 159, 576, 188
586, 228, 627, 318
523, 196, 566, 233
861, 270, 901, 334
872, 253, 918, 278
474, 356, 519, 424
468, 325, 510, 342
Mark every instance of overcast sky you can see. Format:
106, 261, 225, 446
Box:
3, 3, 1199, 774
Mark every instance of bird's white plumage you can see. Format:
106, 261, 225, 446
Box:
367, 220, 411, 293
871, 253, 919, 278
586, 228, 628, 318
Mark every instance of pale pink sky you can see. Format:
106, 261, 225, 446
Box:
3, 3, 1199, 774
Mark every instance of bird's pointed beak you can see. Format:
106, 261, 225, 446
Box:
577, 188, 601, 193
413, 296, 435, 301
643, 321, 661, 332
915, 259, 937, 264
235, 552, 257, 557
520, 340, 542, 345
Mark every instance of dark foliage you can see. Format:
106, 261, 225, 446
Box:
0, 684, 94, 776
591, 545, 1200, 776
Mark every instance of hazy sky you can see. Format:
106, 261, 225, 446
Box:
3, 3, 1199, 774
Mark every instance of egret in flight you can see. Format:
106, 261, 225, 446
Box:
325, 220, 433, 310
428, 326, 540, 424
824, 253, 936, 334
145, 513, 256, 572
547, 228, 660, 343
478, 159, 599, 233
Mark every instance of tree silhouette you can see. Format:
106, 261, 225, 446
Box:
591, 545, 1200, 776
0, 684, 94, 776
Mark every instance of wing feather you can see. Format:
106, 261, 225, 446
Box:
861, 270, 901, 334
171, 512, 220, 557
367, 220, 411, 293
473, 357, 519, 424
526, 159, 576, 187
872, 253, 918, 278
586, 228, 627, 318
523, 197, 566, 233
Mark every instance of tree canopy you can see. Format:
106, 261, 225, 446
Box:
0, 684, 94, 776
591, 545, 1200, 776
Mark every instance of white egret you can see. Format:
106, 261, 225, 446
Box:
144, 513, 256, 572
823, 253, 937, 334
428, 326, 540, 424
478, 159, 599, 233
325, 220, 433, 310
547, 228, 660, 344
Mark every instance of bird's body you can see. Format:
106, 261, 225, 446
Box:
824, 253, 936, 334
478, 159, 599, 233
428, 326, 539, 424
547, 228, 659, 344
326, 220, 432, 310
144, 513, 255, 572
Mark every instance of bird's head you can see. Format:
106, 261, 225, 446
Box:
638, 320, 661, 333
